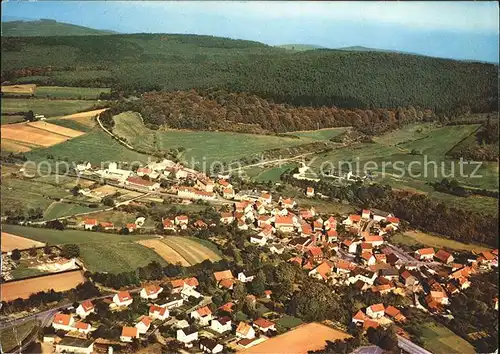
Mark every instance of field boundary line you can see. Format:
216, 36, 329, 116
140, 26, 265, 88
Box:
444, 124, 482, 157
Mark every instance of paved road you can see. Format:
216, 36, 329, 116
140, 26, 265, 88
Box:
397, 335, 433, 354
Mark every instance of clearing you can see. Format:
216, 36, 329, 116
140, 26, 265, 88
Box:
1, 232, 45, 252
159, 236, 222, 265
286, 127, 350, 141
1, 98, 98, 117
1, 270, 86, 302
35, 86, 110, 99
136, 239, 190, 266
392, 231, 490, 253
419, 321, 475, 354
240, 322, 350, 353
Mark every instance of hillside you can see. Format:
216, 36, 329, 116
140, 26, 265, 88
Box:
1, 19, 117, 37
1, 33, 497, 113
276, 44, 326, 51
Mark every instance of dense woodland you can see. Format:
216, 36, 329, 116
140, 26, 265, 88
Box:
108, 90, 435, 135
1, 34, 497, 114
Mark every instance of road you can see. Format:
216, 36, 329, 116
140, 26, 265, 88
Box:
386, 244, 441, 268
397, 335, 433, 354
225, 151, 317, 173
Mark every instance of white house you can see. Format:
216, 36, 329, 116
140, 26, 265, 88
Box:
140, 284, 163, 300
210, 316, 232, 333
237, 272, 255, 283
177, 328, 198, 345
181, 286, 202, 300
76, 300, 94, 319
113, 291, 133, 307
253, 318, 276, 332
236, 322, 255, 339
74, 321, 92, 334
135, 316, 152, 334
190, 306, 213, 326
415, 248, 435, 260
200, 339, 223, 354
269, 244, 284, 254
250, 235, 267, 246
55, 338, 94, 354
366, 304, 385, 319
52, 313, 75, 331
274, 215, 296, 233
83, 219, 98, 231
75, 162, 92, 172
120, 327, 139, 342
149, 305, 169, 321
361, 209, 371, 220
306, 187, 315, 197
371, 210, 394, 223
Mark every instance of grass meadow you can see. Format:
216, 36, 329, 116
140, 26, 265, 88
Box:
2, 98, 97, 117
35, 86, 110, 99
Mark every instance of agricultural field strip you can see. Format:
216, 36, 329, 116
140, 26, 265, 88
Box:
177, 237, 222, 260
26, 121, 84, 138
161, 237, 220, 264
1, 232, 45, 252
136, 239, 190, 267
1, 124, 72, 147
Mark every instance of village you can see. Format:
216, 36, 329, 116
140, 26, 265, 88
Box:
19, 157, 497, 354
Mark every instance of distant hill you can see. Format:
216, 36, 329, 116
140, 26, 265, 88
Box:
333, 45, 420, 56
1, 19, 118, 37
276, 44, 327, 51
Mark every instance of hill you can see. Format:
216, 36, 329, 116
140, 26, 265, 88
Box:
334, 45, 419, 55
276, 44, 326, 51
1, 33, 497, 113
1, 19, 118, 37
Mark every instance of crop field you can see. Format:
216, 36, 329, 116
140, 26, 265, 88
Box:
26, 121, 84, 138
252, 164, 297, 182
147, 236, 222, 265
25, 129, 153, 166
1, 98, 98, 117
0, 319, 37, 353
49, 118, 94, 132
73, 210, 155, 228
392, 231, 490, 253
241, 322, 350, 353
0, 139, 34, 153
1, 232, 45, 252
1, 270, 86, 302
42, 202, 101, 221
35, 86, 110, 99
78, 242, 167, 273
286, 127, 350, 141
1, 115, 25, 125
1, 84, 36, 95
419, 322, 475, 354
136, 239, 190, 266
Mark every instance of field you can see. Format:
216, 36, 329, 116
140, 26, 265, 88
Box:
1, 270, 86, 301
1, 98, 98, 117
1, 139, 34, 153
1, 84, 36, 95
136, 239, 190, 266
35, 86, 110, 99
286, 127, 350, 141
112, 111, 315, 167
42, 202, 102, 221
0, 319, 37, 353
241, 322, 350, 353
419, 322, 475, 354
72, 210, 155, 228
392, 231, 490, 253
245, 163, 297, 182
1, 115, 25, 125
1, 232, 45, 252
25, 129, 153, 166
140, 236, 222, 266
276, 314, 304, 330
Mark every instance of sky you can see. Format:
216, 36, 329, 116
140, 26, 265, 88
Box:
2, 1, 499, 62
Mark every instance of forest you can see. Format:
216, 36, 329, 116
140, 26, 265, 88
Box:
1, 34, 497, 114
447, 117, 499, 161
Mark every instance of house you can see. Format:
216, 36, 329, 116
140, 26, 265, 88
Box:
125, 176, 160, 191
194, 219, 208, 229
306, 187, 315, 197
360, 242, 373, 254
200, 338, 224, 354
149, 305, 169, 321
135, 316, 152, 334
136, 167, 152, 177
350, 267, 377, 285
250, 235, 267, 246
366, 304, 385, 319
126, 223, 136, 233
113, 291, 133, 307
342, 239, 359, 254
238, 271, 255, 283
274, 215, 296, 232
306, 246, 324, 263
52, 313, 75, 331
343, 214, 361, 227
219, 278, 236, 290
352, 310, 368, 325
379, 267, 399, 280
269, 243, 285, 255
385, 307, 406, 323
324, 216, 337, 231
288, 236, 312, 252
309, 261, 334, 281
190, 306, 212, 326
371, 209, 394, 222
75, 162, 92, 172
326, 229, 338, 242
170, 277, 199, 294
236, 321, 256, 339
120, 327, 139, 342
140, 284, 163, 299
415, 248, 435, 261
361, 252, 376, 266
214, 270, 234, 283
223, 187, 235, 199
177, 328, 198, 345
400, 270, 418, 287
218, 302, 235, 314
55, 337, 94, 354
375, 254, 387, 264
76, 300, 94, 319
163, 218, 176, 231
386, 216, 400, 227
336, 259, 354, 274
361, 209, 371, 220
83, 219, 98, 230
220, 212, 235, 224
99, 221, 114, 230
238, 220, 249, 230
259, 192, 272, 204
264, 290, 272, 299
197, 178, 214, 192
435, 249, 454, 264
175, 215, 189, 226
74, 321, 92, 334
364, 235, 384, 247
279, 197, 296, 209
211, 316, 232, 333
253, 318, 276, 332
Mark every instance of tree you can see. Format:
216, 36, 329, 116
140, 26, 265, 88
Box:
232, 282, 247, 302
43, 244, 52, 255
28, 246, 37, 257
102, 196, 115, 207
251, 270, 266, 295
24, 110, 35, 122
61, 244, 80, 259
11, 249, 21, 261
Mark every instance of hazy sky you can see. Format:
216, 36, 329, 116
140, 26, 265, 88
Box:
2, 1, 499, 62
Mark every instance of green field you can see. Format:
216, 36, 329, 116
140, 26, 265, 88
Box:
11, 266, 48, 279
161, 236, 222, 265
250, 164, 297, 182
72, 210, 156, 228
276, 314, 304, 330
35, 86, 110, 99
419, 322, 475, 354
2, 225, 162, 273
1, 115, 25, 125
112, 111, 315, 167
391, 231, 490, 253
49, 118, 94, 132
1, 98, 98, 117
43, 202, 102, 221
286, 127, 350, 141
26, 129, 153, 166
0, 319, 37, 353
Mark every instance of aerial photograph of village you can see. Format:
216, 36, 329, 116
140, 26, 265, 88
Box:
0, 1, 498, 353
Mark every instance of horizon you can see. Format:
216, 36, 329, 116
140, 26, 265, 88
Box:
1, 1, 499, 62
